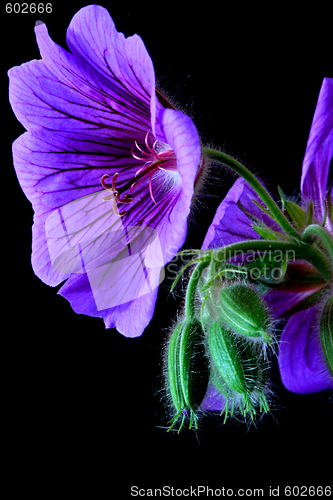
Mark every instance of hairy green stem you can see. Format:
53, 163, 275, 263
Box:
201, 147, 300, 239
303, 224, 333, 264
185, 261, 210, 318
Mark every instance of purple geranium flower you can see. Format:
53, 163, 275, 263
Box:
201, 77, 333, 399
8, 5, 201, 337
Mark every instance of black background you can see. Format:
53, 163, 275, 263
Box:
3, 2, 332, 493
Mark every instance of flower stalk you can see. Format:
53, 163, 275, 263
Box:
201, 147, 300, 239
303, 224, 333, 266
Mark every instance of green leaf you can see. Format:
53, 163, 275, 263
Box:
319, 295, 333, 377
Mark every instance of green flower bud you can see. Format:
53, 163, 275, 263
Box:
180, 319, 210, 411
165, 319, 209, 432
209, 320, 247, 395
166, 323, 186, 416
208, 320, 270, 421
219, 283, 271, 343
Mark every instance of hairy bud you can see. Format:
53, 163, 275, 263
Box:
219, 283, 271, 343
207, 320, 270, 421
165, 319, 210, 432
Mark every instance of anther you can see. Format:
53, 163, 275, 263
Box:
100, 172, 133, 216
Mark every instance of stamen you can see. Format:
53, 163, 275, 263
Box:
131, 142, 145, 161
100, 172, 133, 216
101, 174, 116, 202
112, 172, 120, 191
131, 131, 159, 161
130, 165, 159, 194
101, 173, 112, 191
145, 130, 155, 155
148, 173, 157, 205
113, 198, 127, 217
134, 164, 150, 179
136, 141, 150, 157
102, 193, 115, 202
117, 192, 134, 204
103, 132, 178, 212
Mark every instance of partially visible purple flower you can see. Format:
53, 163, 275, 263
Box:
201, 78, 333, 401
8, 6, 201, 337
301, 78, 333, 233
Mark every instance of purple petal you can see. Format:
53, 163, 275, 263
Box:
9, 22, 152, 137
202, 177, 276, 250
278, 308, 333, 393
58, 259, 161, 338
65, 5, 160, 136
301, 78, 333, 229
265, 288, 321, 318
12, 129, 140, 285
151, 109, 201, 264
200, 381, 226, 411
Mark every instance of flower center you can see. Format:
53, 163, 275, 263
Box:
100, 131, 177, 217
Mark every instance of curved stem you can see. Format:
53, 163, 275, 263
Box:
202, 147, 300, 239
185, 261, 210, 318
303, 224, 333, 264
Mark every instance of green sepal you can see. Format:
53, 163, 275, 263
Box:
208, 321, 247, 394
319, 294, 333, 377
219, 283, 271, 342
251, 200, 275, 220
278, 186, 307, 230
252, 225, 289, 241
